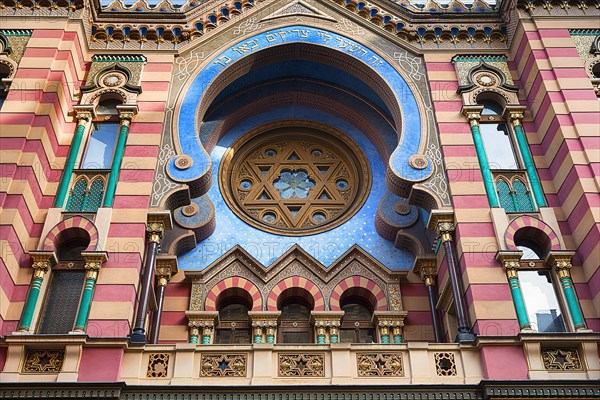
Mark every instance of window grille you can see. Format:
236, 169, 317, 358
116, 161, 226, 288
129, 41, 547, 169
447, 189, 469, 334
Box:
66, 175, 105, 213
513, 179, 535, 212
496, 179, 516, 212
83, 178, 105, 212
66, 178, 87, 212
495, 173, 536, 213
37, 270, 85, 334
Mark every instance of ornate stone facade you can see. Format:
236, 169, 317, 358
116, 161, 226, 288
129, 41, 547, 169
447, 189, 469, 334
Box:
0, 0, 598, 398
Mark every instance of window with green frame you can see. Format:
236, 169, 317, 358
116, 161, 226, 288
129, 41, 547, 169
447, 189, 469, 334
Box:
496, 177, 535, 213
66, 176, 105, 212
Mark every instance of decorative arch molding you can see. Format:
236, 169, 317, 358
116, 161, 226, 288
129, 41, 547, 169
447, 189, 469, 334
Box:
185, 244, 407, 312
205, 276, 262, 312
42, 216, 99, 252
453, 56, 520, 108
267, 277, 325, 311
168, 25, 435, 204
505, 215, 561, 252
329, 276, 388, 312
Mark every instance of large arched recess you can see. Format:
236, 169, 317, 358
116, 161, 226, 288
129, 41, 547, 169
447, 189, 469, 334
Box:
167, 25, 435, 203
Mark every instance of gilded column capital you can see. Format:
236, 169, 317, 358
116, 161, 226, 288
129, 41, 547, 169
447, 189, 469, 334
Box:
146, 211, 173, 244
28, 251, 57, 276
461, 105, 483, 126
546, 251, 576, 277
372, 311, 408, 328
504, 105, 526, 127
155, 255, 178, 285
116, 104, 138, 123
496, 251, 523, 278
82, 251, 108, 280
427, 210, 455, 243
310, 311, 344, 328
73, 104, 96, 123
249, 311, 281, 328
412, 257, 438, 286
185, 311, 218, 328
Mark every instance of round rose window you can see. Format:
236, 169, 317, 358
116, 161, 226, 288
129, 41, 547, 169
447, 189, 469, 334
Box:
219, 121, 372, 236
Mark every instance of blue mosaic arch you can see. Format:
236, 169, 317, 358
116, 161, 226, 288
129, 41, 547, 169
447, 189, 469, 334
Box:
168, 25, 432, 190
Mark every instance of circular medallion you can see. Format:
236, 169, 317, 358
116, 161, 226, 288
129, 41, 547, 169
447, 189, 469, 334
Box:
219, 121, 372, 236
101, 72, 126, 88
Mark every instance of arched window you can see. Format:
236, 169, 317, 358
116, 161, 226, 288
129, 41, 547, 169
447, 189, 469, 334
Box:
278, 296, 313, 343
477, 98, 519, 170
514, 236, 567, 333
495, 177, 535, 213
80, 98, 121, 169
37, 234, 88, 334
66, 176, 105, 213
477, 96, 537, 212
519, 270, 567, 333
339, 298, 375, 343
215, 295, 251, 344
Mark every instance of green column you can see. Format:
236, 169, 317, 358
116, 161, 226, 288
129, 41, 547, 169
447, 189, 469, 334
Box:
391, 326, 403, 344
506, 269, 531, 329
469, 119, 500, 208
73, 269, 99, 332
54, 121, 87, 207
330, 328, 339, 344
17, 266, 48, 332
201, 327, 212, 344
266, 327, 275, 343
558, 271, 586, 330
189, 327, 199, 344
103, 119, 130, 207
254, 326, 263, 344
512, 121, 547, 207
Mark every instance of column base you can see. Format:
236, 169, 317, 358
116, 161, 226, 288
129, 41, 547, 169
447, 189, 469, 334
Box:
455, 329, 477, 343
128, 330, 147, 344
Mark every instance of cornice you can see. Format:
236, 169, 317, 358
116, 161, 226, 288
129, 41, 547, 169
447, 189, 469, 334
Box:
1, 381, 599, 399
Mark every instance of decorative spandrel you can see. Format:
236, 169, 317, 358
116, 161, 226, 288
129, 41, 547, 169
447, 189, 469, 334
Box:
219, 122, 372, 236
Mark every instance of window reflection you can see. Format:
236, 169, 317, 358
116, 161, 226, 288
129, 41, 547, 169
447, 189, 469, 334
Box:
215, 302, 251, 344
340, 300, 375, 343
479, 122, 518, 170
81, 123, 119, 169
480, 99, 503, 116
519, 270, 566, 332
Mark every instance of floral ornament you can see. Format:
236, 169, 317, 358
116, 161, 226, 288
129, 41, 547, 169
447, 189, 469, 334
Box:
273, 170, 315, 199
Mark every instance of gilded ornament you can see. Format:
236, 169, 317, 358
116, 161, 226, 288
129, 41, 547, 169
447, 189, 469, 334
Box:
541, 348, 582, 370
278, 354, 325, 377
434, 352, 457, 376
146, 353, 170, 378
357, 353, 404, 377
200, 354, 247, 377
22, 350, 64, 373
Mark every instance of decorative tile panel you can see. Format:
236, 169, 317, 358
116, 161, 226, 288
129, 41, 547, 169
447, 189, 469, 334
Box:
434, 352, 457, 376
542, 348, 583, 371
357, 353, 404, 377
146, 353, 170, 378
200, 354, 247, 377
279, 353, 325, 377
22, 350, 64, 373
